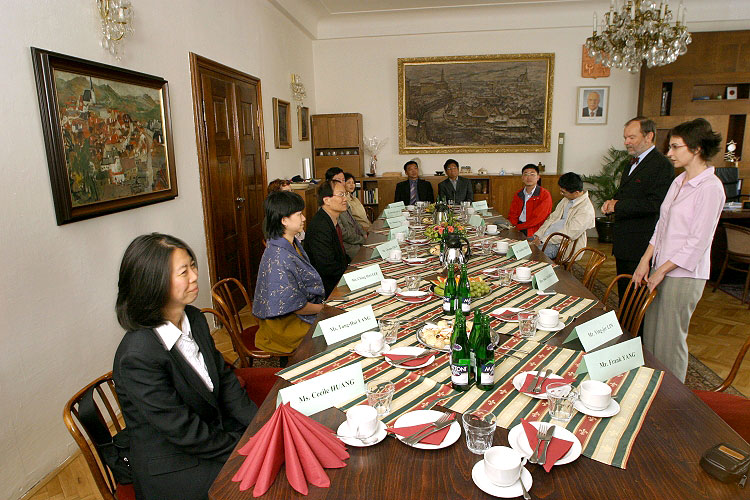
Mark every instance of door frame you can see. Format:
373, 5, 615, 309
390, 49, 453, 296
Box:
189, 53, 268, 290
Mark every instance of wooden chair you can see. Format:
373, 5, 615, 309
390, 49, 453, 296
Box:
62, 372, 135, 500
541, 232, 574, 266
712, 223, 750, 308
566, 247, 607, 292
693, 335, 750, 442
603, 274, 658, 336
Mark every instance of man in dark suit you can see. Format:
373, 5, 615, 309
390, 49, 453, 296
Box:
438, 158, 473, 202
602, 116, 674, 299
394, 160, 434, 205
303, 180, 351, 297
582, 91, 603, 117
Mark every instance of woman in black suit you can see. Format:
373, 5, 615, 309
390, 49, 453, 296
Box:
113, 233, 257, 500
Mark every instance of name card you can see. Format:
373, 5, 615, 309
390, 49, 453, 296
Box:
564, 310, 622, 352
371, 239, 401, 259
575, 337, 645, 381
343, 264, 384, 291
312, 305, 378, 344
386, 216, 407, 228
388, 201, 405, 209
531, 265, 558, 291
388, 225, 409, 240
383, 207, 404, 219
472, 200, 488, 210
277, 363, 365, 416
507, 240, 532, 259
468, 214, 484, 227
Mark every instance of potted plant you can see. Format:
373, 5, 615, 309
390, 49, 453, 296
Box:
582, 147, 630, 243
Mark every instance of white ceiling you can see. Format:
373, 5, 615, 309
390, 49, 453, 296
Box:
316, 0, 581, 15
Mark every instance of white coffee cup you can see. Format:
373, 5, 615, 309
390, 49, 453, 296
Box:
484, 446, 527, 487
579, 380, 613, 410
466, 207, 476, 216
361, 330, 385, 354
515, 266, 531, 280
537, 309, 559, 328
395, 232, 406, 243
345, 405, 378, 438
495, 241, 509, 253
381, 278, 398, 293
389, 248, 402, 260
486, 224, 498, 234
401, 210, 410, 218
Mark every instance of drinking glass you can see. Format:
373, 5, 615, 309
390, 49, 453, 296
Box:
378, 318, 402, 344
476, 225, 487, 238
546, 382, 577, 422
518, 311, 537, 338
366, 379, 395, 417
407, 245, 419, 260
481, 239, 492, 255
407, 227, 418, 241
461, 201, 471, 211
498, 268, 513, 287
404, 275, 420, 291
462, 410, 497, 454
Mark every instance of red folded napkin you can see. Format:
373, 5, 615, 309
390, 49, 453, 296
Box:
383, 352, 434, 367
233, 403, 349, 496
491, 310, 520, 321
520, 418, 573, 473
521, 373, 575, 394
386, 415, 456, 445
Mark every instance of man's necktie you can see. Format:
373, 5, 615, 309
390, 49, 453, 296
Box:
409, 182, 417, 205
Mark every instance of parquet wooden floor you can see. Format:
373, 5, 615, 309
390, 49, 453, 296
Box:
22, 239, 749, 500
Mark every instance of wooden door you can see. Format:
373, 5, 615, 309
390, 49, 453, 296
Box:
311, 116, 331, 148
190, 54, 267, 296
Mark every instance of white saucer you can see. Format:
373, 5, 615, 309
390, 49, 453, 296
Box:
353, 342, 391, 358
512, 275, 532, 283
574, 398, 621, 418
403, 257, 429, 264
392, 410, 462, 449
508, 421, 582, 465
336, 420, 387, 447
376, 287, 400, 296
406, 238, 430, 245
492, 248, 508, 255
512, 371, 564, 399
384, 346, 436, 369
486, 230, 499, 235
537, 320, 566, 332
472, 462, 532, 498
385, 258, 402, 263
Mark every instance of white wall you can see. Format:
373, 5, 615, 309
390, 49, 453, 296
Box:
0, 1, 313, 498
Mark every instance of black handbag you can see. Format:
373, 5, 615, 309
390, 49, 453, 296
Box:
700, 443, 749, 488
77, 386, 133, 485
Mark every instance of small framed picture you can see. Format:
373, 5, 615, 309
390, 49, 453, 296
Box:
298, 106, 310, 141
273, 97, 291, 149
577, 86, 609, 125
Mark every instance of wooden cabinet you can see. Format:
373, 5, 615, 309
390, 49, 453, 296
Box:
311, 113, 364, 178
291, 184, 318, 223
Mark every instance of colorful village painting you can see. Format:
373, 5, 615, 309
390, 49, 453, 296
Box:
54, 70, 170, 207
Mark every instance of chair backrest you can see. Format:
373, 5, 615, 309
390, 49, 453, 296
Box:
566, 247, 607, 291
603, 274, 658, 335
541, 232, 574, 265
724, 223, 750, 256
62, 372, 122, 500
714, 166, 740, 200
211, 277, 252, 333
202, 306, 270, 368
715, 335, 750, 392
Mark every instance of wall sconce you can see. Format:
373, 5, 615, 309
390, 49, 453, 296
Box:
97, 0, 134, 60
290, 74, 306, 106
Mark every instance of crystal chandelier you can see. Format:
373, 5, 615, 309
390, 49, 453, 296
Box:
97, 0, 134, 60
290, 74, 306, 105
585, 0, 691, 73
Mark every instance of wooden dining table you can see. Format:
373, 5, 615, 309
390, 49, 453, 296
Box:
210, 215, 749, 500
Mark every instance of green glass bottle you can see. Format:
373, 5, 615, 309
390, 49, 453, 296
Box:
443, 263, 457, 314
457, 262, 471, 314
450, 309, 471, 391
476, 314, 496, 390
468, 309, 483, 383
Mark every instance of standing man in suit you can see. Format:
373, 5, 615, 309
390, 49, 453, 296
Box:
394, 159, 434, 205
438, 159, 473, 203
582, 91, 603, 117
602, 116, 674, 299
304, 180, 351, 297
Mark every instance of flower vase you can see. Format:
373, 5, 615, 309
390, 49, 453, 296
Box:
369, 155, 377, 176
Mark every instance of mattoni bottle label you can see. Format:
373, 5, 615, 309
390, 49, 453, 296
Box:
451, 362, 470, 386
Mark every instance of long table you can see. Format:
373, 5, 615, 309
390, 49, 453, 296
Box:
210, 218, 749, 499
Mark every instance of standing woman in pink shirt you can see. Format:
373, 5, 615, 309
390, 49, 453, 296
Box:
632, 118, 725, 382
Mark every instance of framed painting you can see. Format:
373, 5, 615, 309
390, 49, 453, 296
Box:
31, 47, 177, 225
577, 86, 609, 125
398, 53, 554, 154
273, 98, 291, 148
298, 106, 310, 141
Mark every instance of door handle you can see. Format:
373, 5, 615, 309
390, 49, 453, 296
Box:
236, 197, 245, 202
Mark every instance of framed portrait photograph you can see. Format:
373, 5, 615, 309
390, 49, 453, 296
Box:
298, 106, 310, 141
577, 86, 609, 125
273, 97, 291, 148
398, 53, 555, 154
31, 47, 177, 225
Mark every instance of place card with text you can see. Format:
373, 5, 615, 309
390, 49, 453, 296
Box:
277, 362, 365, 416
371, 239, 401, 259
564, 310, 623, 352
385, 216, 407, 228
388, 201, 405, 209
312, 305, 378, 344
575, 337, 645, 381
507, 240, 532, 259
472, 200, 488, 210
383, 207, 404, 219
343, 264, 384, 291
531, 264, 558, 291
468, 214, 484, 227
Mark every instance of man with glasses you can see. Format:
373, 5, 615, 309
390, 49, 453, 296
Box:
508, 163, 552, 237
602, 117, 673, 300
325, 167, 366, 259
438, 159, 473, 203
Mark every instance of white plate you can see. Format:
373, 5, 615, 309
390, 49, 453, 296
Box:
508, 421, 582, 465
336, 420, 387, 447
384, 346, 436, 369
574, 398, 621, 418
385, 258, 402, 264
392, 410, 461, 449
403, 257, 429, 264
489, 307, 523, 322
537, 320, 566, 332
376, 287, 400, 296
472, 462, 532, 498
512, 275, 532, 283
353, 342, 391, 358
395, 291, 432, 304
512, 371, 565, 399
406, 238, 430, 245
482, 267, 499, 276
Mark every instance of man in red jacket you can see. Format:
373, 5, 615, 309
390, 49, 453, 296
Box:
508, 164, 552, 237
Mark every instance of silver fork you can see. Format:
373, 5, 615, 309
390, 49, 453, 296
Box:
538, 425, 556, 465
402, 412, 454, 445
529, 423, 549, 464
532, 369, 552, 394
